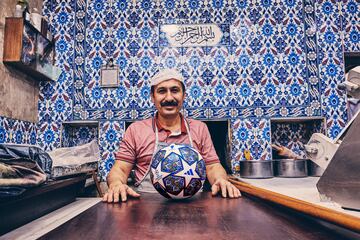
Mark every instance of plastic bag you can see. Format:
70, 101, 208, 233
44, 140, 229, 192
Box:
47, 140, 100, 178
0, 144, 52, 176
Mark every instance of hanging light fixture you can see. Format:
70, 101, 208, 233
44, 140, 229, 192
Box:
101, 0, 119, 88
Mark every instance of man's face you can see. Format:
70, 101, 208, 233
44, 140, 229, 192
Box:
151, 79, 185, 118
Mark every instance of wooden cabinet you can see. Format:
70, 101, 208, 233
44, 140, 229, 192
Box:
3, 17, 56, 82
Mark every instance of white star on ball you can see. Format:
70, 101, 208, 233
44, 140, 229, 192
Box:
162, 144, 183, 159
174, 158, 200, 187
151, 160, 170, 189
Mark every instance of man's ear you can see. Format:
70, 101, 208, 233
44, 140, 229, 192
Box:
181, 90, 186, 101
151, 92, 155, 103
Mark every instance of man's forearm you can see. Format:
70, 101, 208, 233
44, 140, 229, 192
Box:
107, 162, 130, 187
206, 163, 228, 185
103, 161, 139, 202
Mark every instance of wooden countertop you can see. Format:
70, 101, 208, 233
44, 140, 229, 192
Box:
229, 177, 360, 234
37, 192, 349, 240
233, 176, 360, 218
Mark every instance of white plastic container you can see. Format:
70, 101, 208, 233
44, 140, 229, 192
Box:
14, 4, 23, 17
30, 8, 42, 32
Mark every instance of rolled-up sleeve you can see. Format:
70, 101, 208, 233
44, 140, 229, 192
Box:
114, 124, 136, 164
200, 123, 220, 165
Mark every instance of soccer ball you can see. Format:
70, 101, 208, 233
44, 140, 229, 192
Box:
150, 143, 206, 199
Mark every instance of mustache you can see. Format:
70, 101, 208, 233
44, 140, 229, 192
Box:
160, 100, 178, 107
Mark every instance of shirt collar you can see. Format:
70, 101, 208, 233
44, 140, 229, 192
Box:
154, 113, 187, 134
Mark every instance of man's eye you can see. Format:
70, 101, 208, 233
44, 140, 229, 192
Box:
171, 89, 180, 93
157, 90, 166, 94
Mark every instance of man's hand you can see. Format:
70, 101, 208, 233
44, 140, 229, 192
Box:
211, 178, 241, 198
206, 163, 241, 198
104, 161, 138, 203
102, 183, 140, 203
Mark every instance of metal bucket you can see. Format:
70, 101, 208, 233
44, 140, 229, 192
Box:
307, 160, 324, 177
239, 160, 274, 179
274, 159, 308, 178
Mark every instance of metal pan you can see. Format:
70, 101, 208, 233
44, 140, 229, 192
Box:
274, 159, 308, 178
239, 160, 274, 179
307, 160, 324, 177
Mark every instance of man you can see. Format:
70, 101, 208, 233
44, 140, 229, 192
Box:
103, 69, 241, 203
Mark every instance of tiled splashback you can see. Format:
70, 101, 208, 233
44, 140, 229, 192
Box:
0, 116, 37, 145
231, 118, 271, 162
271, 119, 325, 159
61, 125, 98, 147
20, 0, 357, 179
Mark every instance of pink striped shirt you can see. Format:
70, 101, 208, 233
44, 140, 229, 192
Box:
115, 117, 220, 182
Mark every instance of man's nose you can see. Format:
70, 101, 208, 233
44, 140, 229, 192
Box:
164, 90, 175, 100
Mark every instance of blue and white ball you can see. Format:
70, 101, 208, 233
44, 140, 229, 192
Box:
150, 144, 206, 199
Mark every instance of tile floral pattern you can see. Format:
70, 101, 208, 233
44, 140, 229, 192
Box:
231, 118, 271, 171
61, 125, 98, 147
35, 0, 359, 178
0, 116, 37, 145
98, 120, 125, 180
271, 119, 325, 158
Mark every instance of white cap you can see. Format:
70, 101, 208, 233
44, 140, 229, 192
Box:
150, 68, 184, 87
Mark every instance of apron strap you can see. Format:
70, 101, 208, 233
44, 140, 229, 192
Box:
184, 118, 193, 147
134, 122, 159, 187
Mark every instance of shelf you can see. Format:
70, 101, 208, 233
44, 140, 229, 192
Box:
3, 17, 56, 82
0, 175, 87, 235
270, 116, 326, 123
23, 18, 53, 43
4, 61, 55, 82
62, 120, 99, 127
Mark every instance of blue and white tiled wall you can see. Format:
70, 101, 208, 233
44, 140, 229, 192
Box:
37, 1, 75, 151
317, 1, 347, 139
98, 120, 125, 178
12, 0, 355, 179
343, 0, 360, 52
271, 119, 325, 159
61, 125, 98, 147
231, 118, 272, 171
0, 116, 37, 145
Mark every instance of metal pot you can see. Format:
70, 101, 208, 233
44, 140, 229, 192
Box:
274, 159, 308, 178
239, 160, 274, 179
307, 160, 324, 177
